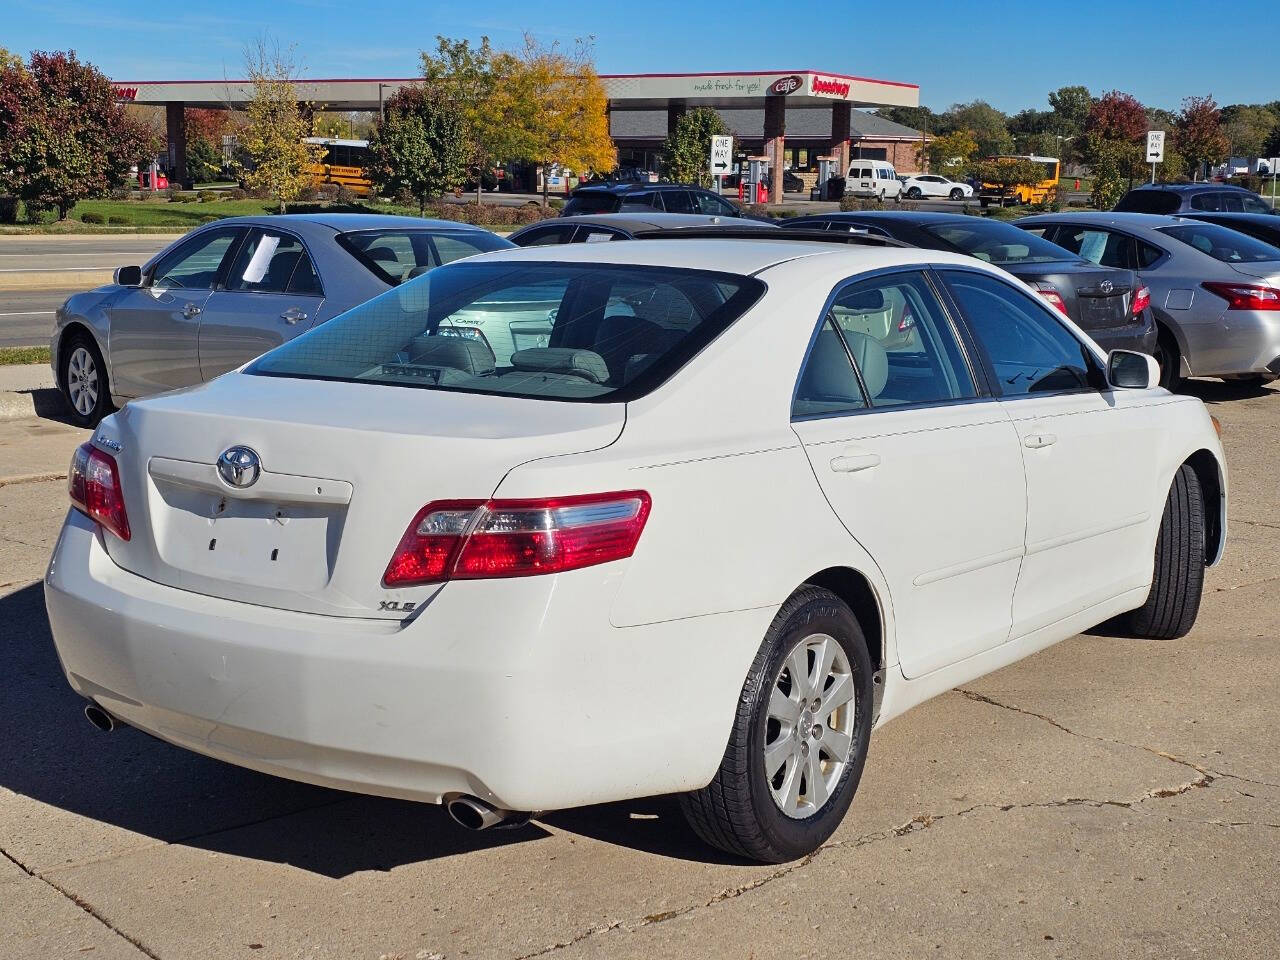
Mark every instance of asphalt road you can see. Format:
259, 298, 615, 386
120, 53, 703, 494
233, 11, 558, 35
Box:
0, 289, 68, 348
0, 375, 1277, 959
0, 235, 174, 273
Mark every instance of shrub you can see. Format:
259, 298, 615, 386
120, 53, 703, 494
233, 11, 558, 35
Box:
335, 184, 357, 206
109, 187, 132, 201
197, 190, 219, 203
1230, 174, 1263, 194
200, 214, 221, 223
548, 197, 565, 210
226, 187, 247, 201
107, 216, 129, 225
839, 195, 887, 212
79, 211, 104, 224
169, 190, 199, 203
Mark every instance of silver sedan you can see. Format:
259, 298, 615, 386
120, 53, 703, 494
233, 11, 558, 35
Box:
1018, 211, 1280, 388
52, 214, 512, 426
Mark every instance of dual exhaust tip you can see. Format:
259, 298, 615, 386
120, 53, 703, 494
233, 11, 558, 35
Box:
83, 704, 528, 833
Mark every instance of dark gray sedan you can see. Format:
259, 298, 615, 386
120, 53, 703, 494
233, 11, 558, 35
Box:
52, 214, 512, 425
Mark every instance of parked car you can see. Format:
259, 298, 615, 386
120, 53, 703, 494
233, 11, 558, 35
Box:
781, 212, 1157, 357
1114, 183, 1276, 216
51, 214, 513, 427
845, 161, 902, 201
901, 174, 973, 201
562, 182, 761, 219
46, 239, 1224, 863
1182, 211, 1280, 248
1018, 212, 1280, 388
509, 212, 779, 246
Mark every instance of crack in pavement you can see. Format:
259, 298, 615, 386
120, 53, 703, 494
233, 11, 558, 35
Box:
1, 846, 160, 959
0, 471, 66, 488
1228, 516, 1280, 532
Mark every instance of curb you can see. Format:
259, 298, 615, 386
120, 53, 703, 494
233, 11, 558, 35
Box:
0, 363, 62, 421
0, 270, 113, 292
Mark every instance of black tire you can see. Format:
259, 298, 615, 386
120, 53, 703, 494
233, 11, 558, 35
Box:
59, 331, 114, 428
949, 188, 964, 201
1153, 327, 1182, 391
907, 186, 922, 199
681, 586, 874, 863
1123, 464, 1205, 640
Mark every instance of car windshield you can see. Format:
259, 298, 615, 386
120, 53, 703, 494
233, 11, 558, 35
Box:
1114, 190, 1180, 214
1158, 223, 1280, 263
563, 192, 618, 215
337, 229, 511, 285
921, 220, 1075, 264
249, 261, 765, 402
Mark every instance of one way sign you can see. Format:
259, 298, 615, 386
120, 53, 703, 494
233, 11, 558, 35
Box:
710, 136, 733, 175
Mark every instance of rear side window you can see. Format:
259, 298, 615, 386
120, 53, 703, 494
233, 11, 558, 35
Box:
1135, 240, 1164, 268
618, 192, 658, 211
511, 224, 576, 247
1114, 190, 1180, 214
942, 270, 1096, 396
1242, 195, 1272, 213
1158, 223, 1280, 263
563, 192, 619, 215
922, 219, 1074, 264
660, 190, 695, 213
338, 229, 509, 284
250, 262, 765, 402
1190, 193, 1223, 212
1051, 227, 1132, 269
225, 230, 320, 295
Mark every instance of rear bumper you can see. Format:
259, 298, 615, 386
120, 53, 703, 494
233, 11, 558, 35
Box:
1089, 312, 1159, 357
45, 510, 774, 812
1180, 309, 1280, 377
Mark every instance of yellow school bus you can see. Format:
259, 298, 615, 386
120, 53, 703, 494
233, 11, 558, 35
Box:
979, 154, 1060, 207
304, 138, 373, 197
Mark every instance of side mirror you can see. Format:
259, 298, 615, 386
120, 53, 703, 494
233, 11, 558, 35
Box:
1107, 349, 1160, 390
114, 265, 142, 287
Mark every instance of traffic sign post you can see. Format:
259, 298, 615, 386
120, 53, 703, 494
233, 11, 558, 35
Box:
1271, 158, 1280, 209
710, 135, 733, 195
1146, 131, 1165, 184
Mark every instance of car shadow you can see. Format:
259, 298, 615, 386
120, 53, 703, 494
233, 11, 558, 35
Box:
25, 386, 78, 425
0, 581, 731, 876
1181, 378, 1277, 404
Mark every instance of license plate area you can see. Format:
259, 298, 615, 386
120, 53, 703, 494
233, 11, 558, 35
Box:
150, 482, 345, 592
1079, 295, 1126, 329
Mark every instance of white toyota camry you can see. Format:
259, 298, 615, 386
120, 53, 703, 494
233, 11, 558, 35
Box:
45, 239, 1226, 863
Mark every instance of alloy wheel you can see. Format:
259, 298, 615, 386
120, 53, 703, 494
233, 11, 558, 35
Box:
66, 346, 99, 417
763, 632, 856, 819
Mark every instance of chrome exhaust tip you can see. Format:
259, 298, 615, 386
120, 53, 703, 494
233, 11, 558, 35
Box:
84, 703, 116, 732
445, 794, 529, 831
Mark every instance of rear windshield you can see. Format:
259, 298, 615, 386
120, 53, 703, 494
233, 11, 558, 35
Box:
563, 192, 619, 215
1114, 190, 1180, 214
337, 229, 511, 285
1158, 223, 1280, 263
921, 219, 1076, 264
249, 261, 765, 402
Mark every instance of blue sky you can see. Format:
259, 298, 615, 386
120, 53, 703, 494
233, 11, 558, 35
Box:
3, 0, 1274, 112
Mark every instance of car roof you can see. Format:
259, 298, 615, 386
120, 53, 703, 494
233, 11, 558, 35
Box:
548, 212, 776, 231
459, 237, 982, 276
204, 213, 489, 232
1127, 183, 1253, 194
1183, 211, 1280, 223
573, 182, 701, 194
1018, 211, 1191, 230
788, 211, 967, 226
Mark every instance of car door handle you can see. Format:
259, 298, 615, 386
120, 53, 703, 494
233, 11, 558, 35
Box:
1023, 433, 1058, 449
182, 302, 202, 319
280, 307, 308, 324
830, 452, 881, 473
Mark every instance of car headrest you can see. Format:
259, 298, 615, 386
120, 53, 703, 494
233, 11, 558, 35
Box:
799, 328, 865, 405
364, 246, 401, 264
842, 330, 889, 399
509, 347, 610, 384
843, 288, 885, 312
263, 251, 302, 289
408, 334, 495, 375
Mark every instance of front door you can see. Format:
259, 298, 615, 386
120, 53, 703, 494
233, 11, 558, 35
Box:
197, 227, 326, 381
107, 227, 244, 398
791, 270, 1027, 679
938, 268, 1165, 637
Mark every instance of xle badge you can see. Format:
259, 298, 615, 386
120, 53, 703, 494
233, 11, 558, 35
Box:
379, 601, 416, 612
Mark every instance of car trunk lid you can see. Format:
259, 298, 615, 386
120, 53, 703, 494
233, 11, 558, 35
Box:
1013, 262, 1136, 332
96, 372, 625, 618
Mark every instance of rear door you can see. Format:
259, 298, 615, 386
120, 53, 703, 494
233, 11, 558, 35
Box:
107, 226, 244, 397
939, 268, 1164, 637
791, 269, 1027, 678
197, 227, 326, 381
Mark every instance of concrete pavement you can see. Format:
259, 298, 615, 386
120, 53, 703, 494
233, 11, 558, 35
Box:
0, 383, 1277, 960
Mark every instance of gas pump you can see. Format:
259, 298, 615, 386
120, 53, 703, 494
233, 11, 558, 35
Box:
815, 155, 838, 200
745, 156, 770, 205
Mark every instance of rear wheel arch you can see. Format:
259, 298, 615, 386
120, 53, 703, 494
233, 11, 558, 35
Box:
799, 567, 885, 679
1184, 449, 1225, 565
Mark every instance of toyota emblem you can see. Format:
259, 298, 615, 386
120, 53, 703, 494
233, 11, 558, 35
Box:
1100, 279, 1114, 294
217, 446, 261, 488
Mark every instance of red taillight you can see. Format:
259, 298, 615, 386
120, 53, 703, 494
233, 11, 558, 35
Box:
1202, 281, 1280, 311
68, 442, 130, 541
1132, 284, 1151, 315
383, 491, 651, 587
1031, 281, 1069, 316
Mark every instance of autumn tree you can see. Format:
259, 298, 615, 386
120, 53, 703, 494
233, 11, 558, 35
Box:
366, 87, 468, 213
1082, 90, 1147, 200
1176, 96, 1228, 180
663, 107, 729, 185
421, 36, 523, 203
508, 35, 615, 207
920, 129, 978, 178
0, 50, 156, 219
237, 39, 323, 213
946, 101, 1012, 157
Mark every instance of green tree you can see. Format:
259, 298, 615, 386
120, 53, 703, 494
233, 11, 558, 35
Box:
1220, 104, 1276, 159
663, 107, 729, 185
237, 39, 323, 213
875, 105, 939, 133
1047, 85, 1093, 138
366, 87, 468, 213
187, 136, 223, 183
0, 50, 155, 220
945, 101, 1012, 157
421, 36, 523, 203
971, 157, 1051, 199
1088, 138, 1131, 208
1176, 95, 1229, 179
920, 129, 978, 178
